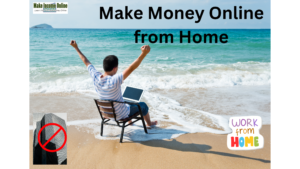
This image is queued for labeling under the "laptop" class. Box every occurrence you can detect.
[122,86,144,103]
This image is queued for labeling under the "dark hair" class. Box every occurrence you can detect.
[103,55,118,72]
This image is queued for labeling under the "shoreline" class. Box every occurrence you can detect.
[30,86,270,138]
[151,85,270,124]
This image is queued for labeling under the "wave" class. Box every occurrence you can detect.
[30,61,270,93]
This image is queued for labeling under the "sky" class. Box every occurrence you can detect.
[29,0,270,29]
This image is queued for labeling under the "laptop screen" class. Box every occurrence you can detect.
[123,86,143,101]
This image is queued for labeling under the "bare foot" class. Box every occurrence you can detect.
[147,121,157,127]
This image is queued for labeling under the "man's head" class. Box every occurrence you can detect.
[103,55,118,75]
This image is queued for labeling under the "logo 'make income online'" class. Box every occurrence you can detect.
[33,2,68,14]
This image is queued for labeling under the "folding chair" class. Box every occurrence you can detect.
[94,99,148,143]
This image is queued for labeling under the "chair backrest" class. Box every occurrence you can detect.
[94,99,117,121]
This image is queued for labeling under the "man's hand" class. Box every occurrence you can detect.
[71,40,91,67]
[141,45,150,55]
[70,40,78,49]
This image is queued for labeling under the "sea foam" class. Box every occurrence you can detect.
[30,62,270,93]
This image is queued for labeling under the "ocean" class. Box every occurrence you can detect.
[30,29,270,140]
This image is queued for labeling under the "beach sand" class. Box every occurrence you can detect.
[29,92,270,168]
[29,125,270,169]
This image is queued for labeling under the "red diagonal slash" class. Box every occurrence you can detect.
[38,123,67,153]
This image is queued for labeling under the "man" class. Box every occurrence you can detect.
[70,40,157,127]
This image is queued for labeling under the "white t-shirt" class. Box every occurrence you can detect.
[87,64,130,120]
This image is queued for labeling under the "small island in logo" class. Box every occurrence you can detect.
[227,116,264,150]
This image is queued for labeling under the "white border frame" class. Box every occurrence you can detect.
[122,86,145,102]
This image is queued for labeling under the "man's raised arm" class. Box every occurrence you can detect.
[123,45,150,80]
[70,40,91,67]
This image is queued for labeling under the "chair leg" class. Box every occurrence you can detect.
[141,118,148,134]
[120,122,126,143]
[101,120,104,136]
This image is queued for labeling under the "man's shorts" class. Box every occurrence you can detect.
[128,102,149,117]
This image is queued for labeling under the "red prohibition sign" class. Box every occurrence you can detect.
[37,123,67,153]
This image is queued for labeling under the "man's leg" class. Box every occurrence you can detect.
[137,102,157,126]
[142,112,157,126]
[128,102,157,126]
